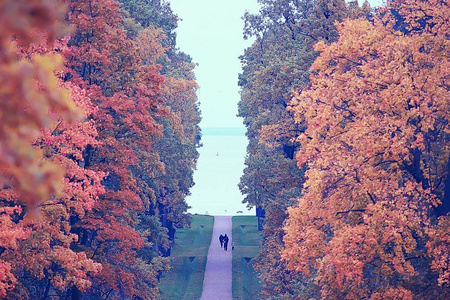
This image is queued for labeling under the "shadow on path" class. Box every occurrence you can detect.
[200,216,233,300]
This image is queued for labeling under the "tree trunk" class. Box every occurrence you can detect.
[256,206,266,231]
[71,286,81,300]
[438,156,450,217]
[42,279,51,300]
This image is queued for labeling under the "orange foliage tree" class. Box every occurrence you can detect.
[284,0,450,298]
[2,54,105,298]
[62,0,169,298]
[0,0,79,211]
[1,0,200,299]
[0,0,92,297]
[61,0,200,298]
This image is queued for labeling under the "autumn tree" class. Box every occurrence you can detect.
[61,0,200,297]
[117,0,179,47]
[59,0,172,298]
[238,0,370,296]
[119,0,201,254]
[0,0,102,297]
[284,0,450,298]
[1,0,200,298]
[153,73,201,249]
[0,0,80,212]
[3,50,105,297]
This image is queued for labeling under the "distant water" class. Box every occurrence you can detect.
[187,128,255,216]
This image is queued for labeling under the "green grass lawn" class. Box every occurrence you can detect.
[232,216,263,300]
[159,215,214,300]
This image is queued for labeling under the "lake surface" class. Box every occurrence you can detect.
[187,130,255,216]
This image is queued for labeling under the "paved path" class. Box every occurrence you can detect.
[200,216,233,300]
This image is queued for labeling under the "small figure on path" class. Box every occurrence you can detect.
[219,234,224,248]
[223,234,229,251]
[231,242,234,251]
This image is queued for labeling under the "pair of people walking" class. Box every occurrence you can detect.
[219,234,229,251]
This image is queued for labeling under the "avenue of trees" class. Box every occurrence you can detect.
[0,0,201,299]
[1,0,449,299]
[238,0,449,299]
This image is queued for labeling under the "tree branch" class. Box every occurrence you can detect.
[336,209,365,215]
[367,192,376,204]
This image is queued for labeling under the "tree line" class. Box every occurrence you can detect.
[238,0,449,298]
[1,0,449,299]
[0,0,201,299]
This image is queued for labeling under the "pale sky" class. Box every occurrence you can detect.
[169,0,384,129]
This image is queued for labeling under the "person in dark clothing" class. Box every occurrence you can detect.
[219,234,224,248]
[223,234,229,251]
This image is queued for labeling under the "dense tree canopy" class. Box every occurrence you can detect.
[0,0,80,213]
[238,0,370,297]
[239,0,449,298]
[0,0,201,299]
[2,0,449,299]
[283,0,449,298]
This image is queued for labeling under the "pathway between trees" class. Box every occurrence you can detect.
[200,216,233,300]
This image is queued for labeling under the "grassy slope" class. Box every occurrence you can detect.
[159,215,214,300]
[232,216,263,300]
